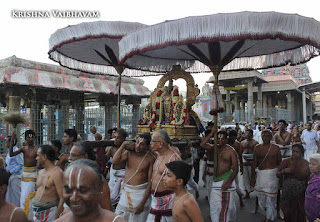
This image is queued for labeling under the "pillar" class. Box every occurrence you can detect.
[47,105,56,141]
[302,89,307,123]
[263,94,268,117]
[104,102,114,139]
[240,98,245,122]
[57,100,70,140]
[132,103,141,138]
[75,102,85,140]
[257,84,263,117]
[287,91,294,122]
[247,80,253,123]
[234,95,239,122]
[31,100,43,145]
[225,89,231,122]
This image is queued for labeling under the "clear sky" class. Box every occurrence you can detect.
[1,0,319,92]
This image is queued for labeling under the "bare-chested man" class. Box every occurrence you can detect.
[146,129,181,222]
[54,159,126,222]
[0,168,28,222]
[241,129,259,198]
[9,129,38,219]
[273,119,291,158]
[50,140,69,170]
[112,133,155,221]
[228,129,245,207]
[105,129,127,207]
[33,145,64,221]
[251,129,282,222]
[200,129,238,222]
[62,129,77,152]
[163,161,203,222]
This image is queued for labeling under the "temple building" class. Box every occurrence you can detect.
[200,66,314,125]
[0,55,150,151]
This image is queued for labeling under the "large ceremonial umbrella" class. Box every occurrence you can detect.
[119,11,320,176]
[49,21,150,129]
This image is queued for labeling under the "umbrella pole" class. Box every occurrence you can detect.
[210,66,221,178]
[117,73,122,129]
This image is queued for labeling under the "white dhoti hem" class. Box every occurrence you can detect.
[186,170,199,193]
[21,166,37,220]
[108,165,125,206]
[243,165,253,193]
[304,148,317,161]
[255,168,279,221]
[33,206,57,222]
[115,182,150,222]
[206,175,213,201]
[210,180,236,222]
[6,174,21,207]
[146,190,174,222]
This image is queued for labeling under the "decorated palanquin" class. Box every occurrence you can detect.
[138,65,204,140]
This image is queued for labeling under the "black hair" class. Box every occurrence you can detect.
[74,141,96,161]
[228,130,238,137]
[207,121,214,127]
[51,139,62,151]
[217,130,228,138]
[25,129,35,139]
[64,129,78,142]
[0,169,9,186]
[138,133,151,146]
[165,161,191,186]
[278,119,287,126]
[246,129,254,135]
[112,127,117,131]
[108,129,113,135]
[116,128,127,139]
[292,143,305,155]
[40,145,59,162]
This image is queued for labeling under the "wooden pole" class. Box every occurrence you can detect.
[117,73,122,129]
[209,66,221,178]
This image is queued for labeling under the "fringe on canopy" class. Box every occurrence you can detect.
[49,21,147,52]
[49,21,165,77]
[119,11,320,73]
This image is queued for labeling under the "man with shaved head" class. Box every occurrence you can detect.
[54,159,125,222]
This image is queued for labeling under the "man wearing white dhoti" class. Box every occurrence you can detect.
[9,130,38,220]
[106,129,128,207]
[201,129,239,222]
[301,122,319,161]
[5,136,23,207]
[241,129,258,199]
[251,129,282,222]
[113,133,155,222]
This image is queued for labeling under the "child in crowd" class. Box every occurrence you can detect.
[163,161,203,222]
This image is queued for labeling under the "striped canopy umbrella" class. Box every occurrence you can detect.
[49,21,152,129]
[119,11,320,176]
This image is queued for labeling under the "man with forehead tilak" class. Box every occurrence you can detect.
[54,159,125,222]
[112,133,155,222]
[146,129,181,222]
[200,128,238,222]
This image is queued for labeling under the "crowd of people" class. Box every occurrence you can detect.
[1,120,320,222]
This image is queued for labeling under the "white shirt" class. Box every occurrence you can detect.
[87,133,95,141]
[301,129,319,150]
